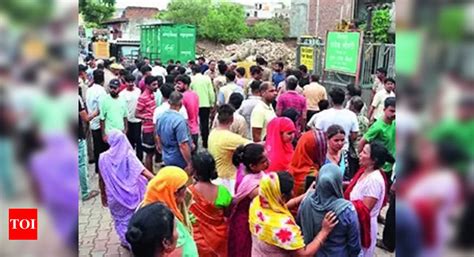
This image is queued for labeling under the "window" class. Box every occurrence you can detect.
[254,11,258,17]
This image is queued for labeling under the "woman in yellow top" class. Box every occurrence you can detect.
[249,171,338,257]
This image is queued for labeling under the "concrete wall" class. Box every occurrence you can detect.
[289,0,309,38]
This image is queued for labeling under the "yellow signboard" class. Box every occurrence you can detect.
[93,41,110,59]
[300,46,314,70]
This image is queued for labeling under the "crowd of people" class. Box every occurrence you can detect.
[78,54,397,257]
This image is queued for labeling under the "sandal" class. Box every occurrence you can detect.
[82,190,99,201]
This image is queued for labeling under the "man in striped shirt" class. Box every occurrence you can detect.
[136,75,159,173]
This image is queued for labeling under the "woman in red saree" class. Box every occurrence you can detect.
[189,151,232,257]
[288,129,327,196]
[265,117,296,172]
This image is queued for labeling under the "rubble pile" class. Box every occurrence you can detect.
[199,39,296,67]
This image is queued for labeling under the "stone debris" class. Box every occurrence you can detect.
[199,39,296,67]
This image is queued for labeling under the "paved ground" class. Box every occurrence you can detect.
[78,164,395,257]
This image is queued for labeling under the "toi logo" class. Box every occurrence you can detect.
[9,209,38,240]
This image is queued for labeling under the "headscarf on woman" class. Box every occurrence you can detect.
[298,164,352,241]
[265,117,296,172]
[99,129,147,209]
[288,130,328,196]
[143,166,189,223]
[249,172,305,250]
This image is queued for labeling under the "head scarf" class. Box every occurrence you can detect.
[142,166,189,223]
[289,129,327,175]
[99,129,147,209]
[310,164,352,215]
[249,172,305,250]
[265,117,296,172]
[234,170,264,203]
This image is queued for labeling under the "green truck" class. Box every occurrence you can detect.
[140,23,196,63]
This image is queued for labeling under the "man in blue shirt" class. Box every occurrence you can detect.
[272,61,285,87]
[155,91,193,173]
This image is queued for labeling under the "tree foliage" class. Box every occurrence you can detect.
[2,0,53,25]
[199,3,248,43]
[158,0,211,26]
[248,20,284,41]
[371,8,391,43]
[79,0,116,28]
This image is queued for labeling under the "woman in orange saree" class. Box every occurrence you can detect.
[288,129,327,196]
[189,151,232,257]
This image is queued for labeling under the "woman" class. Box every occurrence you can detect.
[265,117,296,172]
[324,125,350,180]
[126,202,179,257]
[344,141,393,257]
[98,129,154,248]
[288,129,328,196]
[228,143,268,257]
[249,171,338,256]
[189,152,232,257]
[298,164,361,257]
[142,166,199,257]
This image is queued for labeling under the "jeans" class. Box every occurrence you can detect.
[78,139,90,199]
[126,121,143,161]
[199,107,211,148]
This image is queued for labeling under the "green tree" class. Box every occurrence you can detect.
[200,3,248,43]
[158,0,211,26]
[249,20,284,41]
[371,8,391,43]
[1,0,53,25]
[79,0,116,28]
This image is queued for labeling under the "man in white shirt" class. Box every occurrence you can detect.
[368,77,396,122]
[217,70,244,105]
[119,73,143,160]
[151,59,168,82]
[315,86,359,150]
[85,69,108,174]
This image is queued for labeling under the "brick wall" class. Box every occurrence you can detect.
[308,0,354,39]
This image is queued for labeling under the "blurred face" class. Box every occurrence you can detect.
[174,186,187,205]
[384,106,396,121]
[385,81,395,92]
[282,131,295,144]
[328,133,345,152]
[254,71,263,80]
[175,81,187,92]
[126,81,134,90]
[147,80,159,92]
[109,87,119,97]
[359,144,374,167]
[376,71,385,80]
[250,152,269,172]
[262,85,277,102]
[209,62,216,71]
[144,59,150,65]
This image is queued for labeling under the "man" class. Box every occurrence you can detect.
[358,97,396,177]
[136,75,159,173]
[256,56,272,82]
[276,75,307,133]
[151,59,168,82]
[119,73,143,160]
[85,56,96,82]
[298,64,310,87]
[78,96,99,201]
[204,60,218,81]
[349,96,369,155]
[368,77,396,122]
[244,65,263,96]
[99,79,128,137]
[175,74,200,148]
[213,63,228,92]
[208,104,251,194]
[213,92,249,138]
[86,69,107,174]
[155,92,193,172]
[239,80,262,138]
[372,67,387,95]
[217,70,244,105]
[345,83,367,116]
[303,74,327,122]
[272,61,285,87]
[153,83,188,124]
[78,64,89,100]
[138,65,153,92]
[197,56,209,74]
[250,82,277,142]
[190,64,215,148]
[315,86,359,149]
[235,67,248,88]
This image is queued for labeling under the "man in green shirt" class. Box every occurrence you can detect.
[190,64,215,148]
[100,79,128,141]
[359,97,396,176]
